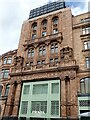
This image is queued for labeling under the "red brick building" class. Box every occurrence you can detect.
[0,1,90,120]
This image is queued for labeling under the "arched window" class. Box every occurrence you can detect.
[32,22,37,39]
[52,16,58,25]
[41,19,47,28]
[0,85,3,96]
[52,16,58,34]
[5,84,10,96]
[41,19,47,37]
[32,22,37,31]
[80,77,90,94]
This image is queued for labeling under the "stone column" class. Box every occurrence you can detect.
[2,84,6,96]
[4,81,15,116]
[60,70,76,118]
[12,80,22,117]
[1,100,6,118]
[70,78,78,117]
[58,13,62,32]
[46,43,50,65]
[60,77,66,117]
[65,77,71,117]
[33,44,38,70]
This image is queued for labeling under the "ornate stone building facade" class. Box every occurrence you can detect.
[0,1,90,120]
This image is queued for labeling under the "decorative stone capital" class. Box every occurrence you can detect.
[16,80,22,84]
[60,70,76,81]
[10,81,15,85]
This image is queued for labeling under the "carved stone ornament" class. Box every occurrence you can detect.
[60,71,76,81]
[14,56,24,67]
[60,47,73,61]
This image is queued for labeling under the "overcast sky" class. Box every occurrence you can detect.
[0,0,90,55]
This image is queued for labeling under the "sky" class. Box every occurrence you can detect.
[0,0,90,55]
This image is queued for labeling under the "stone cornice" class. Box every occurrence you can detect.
[10,65,79,77]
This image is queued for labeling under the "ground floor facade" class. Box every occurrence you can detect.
[0,66,90,119]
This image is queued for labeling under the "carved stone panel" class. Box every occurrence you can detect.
[14,56,24,67]
[60,47,73,61]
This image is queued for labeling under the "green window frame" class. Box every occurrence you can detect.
[21,101,28,114]
[51,83,59,94]
[23,85,30,94]
[33,84,48,94]
[31,101,47,114]
[51,101,59,115]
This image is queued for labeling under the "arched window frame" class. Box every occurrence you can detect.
[32,22,37,31]
[52,16,59,34]
[52,16,58,25]
[31,22,37,39]
[41,19,47,28]
[41,19,47,37]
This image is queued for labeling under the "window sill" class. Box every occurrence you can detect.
[2,78,8,80]
[80,33,90,37]
[78,93,90,97]
[24,66,31,70]
[0,95,8,100]
[36,65,43,68]
[49,63,58,67]
[82,49,90,52]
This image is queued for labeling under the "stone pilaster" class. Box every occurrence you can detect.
[2,84,6,96]
[37,19,41,38]
[60,70,77,118]
[47,17,52,35]
[60,78,66,117]
[12,80,22,116]
[70,78,78,117]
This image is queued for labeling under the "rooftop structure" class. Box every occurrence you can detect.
[29,0,65,19]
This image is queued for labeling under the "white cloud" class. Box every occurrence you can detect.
[0,0,89,55]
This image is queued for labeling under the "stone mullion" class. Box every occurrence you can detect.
[12,80,22,116]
